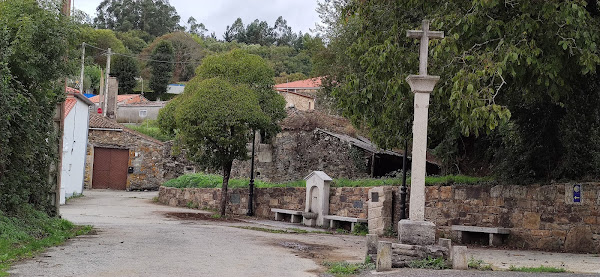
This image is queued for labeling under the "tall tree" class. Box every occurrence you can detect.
[223,18,246,43]
[111,55,140,93]
[318,0,600,181]
[245,19,275,46]
[158,50,286,216]
[148,40,174,100]
[187,16,207,37]
[273,16,295,46]
[94,0,182,37]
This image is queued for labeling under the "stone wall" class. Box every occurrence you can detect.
[86,129,163,190]
[229,130,370,183]
[159,182,600,253]
[158,186,369,219]
[414,183,600,253]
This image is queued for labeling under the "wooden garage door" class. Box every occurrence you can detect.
[92,147,129,190]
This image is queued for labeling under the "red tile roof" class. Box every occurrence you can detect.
[66,87,81,94]
[64,97,77,117]
[88,94,149,105]
[275,77,322,89]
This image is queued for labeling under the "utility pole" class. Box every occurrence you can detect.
[80,42,85,93]
[103,48,111,117]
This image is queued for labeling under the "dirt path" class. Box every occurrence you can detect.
[8,190,365,277]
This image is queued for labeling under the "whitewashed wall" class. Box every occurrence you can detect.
[60,100,90,204]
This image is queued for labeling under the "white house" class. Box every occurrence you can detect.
[60,87,94,204]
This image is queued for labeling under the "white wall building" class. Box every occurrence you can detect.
[60,90,94,204]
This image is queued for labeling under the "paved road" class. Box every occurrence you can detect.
[8,190,600,277]
[8,190,363,277]
[360,268,599,277]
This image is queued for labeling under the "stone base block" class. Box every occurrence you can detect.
[376,241,392,271]
[398,220,436,245]
[452,246,468,270]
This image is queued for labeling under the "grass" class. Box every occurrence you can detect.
[468,257,493,271]
[162,173,490,189]
[323,261,374,276]
[126,119,173,142]
[162,173,306,189]
[508,265,567,273]
[0,206,92,276]
[351,223,369,236]
[408,257,450,270]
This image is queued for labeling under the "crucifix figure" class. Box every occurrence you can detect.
[398,19,444,246]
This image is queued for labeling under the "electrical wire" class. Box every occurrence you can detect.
[83,42,194,64]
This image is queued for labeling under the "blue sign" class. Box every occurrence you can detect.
[573,184,581,203]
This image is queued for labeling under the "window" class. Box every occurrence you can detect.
[139,110,148,118]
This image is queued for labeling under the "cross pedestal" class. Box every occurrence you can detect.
[398,20,443,246]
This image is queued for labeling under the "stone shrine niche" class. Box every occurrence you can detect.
[303,171,332,227]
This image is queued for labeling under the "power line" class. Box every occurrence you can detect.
[83,42,195,64]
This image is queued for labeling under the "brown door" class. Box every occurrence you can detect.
[92,147,129,190]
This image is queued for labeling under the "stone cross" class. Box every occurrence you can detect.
[404,20,443,223]
[406,20,444,76]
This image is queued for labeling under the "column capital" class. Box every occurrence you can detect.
[406,75,440,93]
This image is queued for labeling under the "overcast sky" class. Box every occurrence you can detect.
[73,0,321,38]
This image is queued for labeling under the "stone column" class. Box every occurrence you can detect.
[398,75,440,246]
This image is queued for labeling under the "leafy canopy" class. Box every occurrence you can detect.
[148,40,175,100]
[94,0,182,37]
[0,0,77,215]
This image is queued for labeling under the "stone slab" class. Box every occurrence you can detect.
[451,225,510,234]
[398,220,436,245]
[323,215,367,223]
[452,246,468,270]
[271,208,303,215]
[376,241,392,271]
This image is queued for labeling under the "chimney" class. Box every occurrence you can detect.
[106,77,118,119]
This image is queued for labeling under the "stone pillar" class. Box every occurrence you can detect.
[398,75,440,246]
[366,234,378,261]
[368,187,393,235]
[452,246,468,270]
[376,241,392,271]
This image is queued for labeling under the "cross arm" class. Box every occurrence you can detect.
[428,31,444,39]
[407,30,423,38]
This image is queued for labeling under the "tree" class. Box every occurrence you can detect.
[158,50,286,216]
[141,32,205,83]
[224,18,246,43]
[187,16,207,37]
[273,16,295,46]
[116,31,148,54]
[0,0,76,215]
[111,55,140,93]
[245,19,275,46]
[94,0,182,37]
[148,40,174,100]
[317,0,600,180]
[84,64,102,93]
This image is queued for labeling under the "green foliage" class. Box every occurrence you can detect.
[0,205,92,275]
[126,120,174,142]
[468,257,493,271]
[351,223,369,236]
[0,0,77,215]
[323,261,374,276]
[508,265,567,273]
[148,40,174,100]
[162,173,305,189]
[116,31,148,54]
[318,0,600,181]
[83,64,102,93]
[78,27,126,66]
[332,175,490,187]
[111,54,140,93]
[185,201,198,209]
[94,0,182,37]
[408,257,450,270]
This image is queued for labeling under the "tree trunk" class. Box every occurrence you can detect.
[220,160,233,217]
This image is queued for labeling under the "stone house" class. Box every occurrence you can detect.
[84,114,164,190]
[274,77,321,111]
[60,87,94,204]
[87,93,166,123]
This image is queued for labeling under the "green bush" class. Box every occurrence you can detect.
[508,265,567,273]
[351,223,369,236]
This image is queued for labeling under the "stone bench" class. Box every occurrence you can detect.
[323,215,368,232]
[271,208,303,223]
[451,225,510,246]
